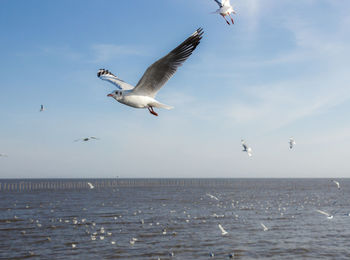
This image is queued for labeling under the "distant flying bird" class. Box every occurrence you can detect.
[97,28,204,117]
[316,209,333,219]
[261,223,268,231]
[0,153,8,157]
[331,180,340,190]
[289,138,296,149]
[212,0,236,25]
[74,137,99,142]
[206,193,219,201]
[218,224,228,235]
[241,139,252,157]
[40,104,44,112]
[87,182,95,189]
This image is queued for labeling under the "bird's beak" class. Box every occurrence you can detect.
[107,93,113,97]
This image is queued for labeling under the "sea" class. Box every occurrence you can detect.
[0,179,349,259]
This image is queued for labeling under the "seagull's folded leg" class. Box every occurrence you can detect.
[229,14,234,24]
[222,14,230,25]
[148,107,158,116]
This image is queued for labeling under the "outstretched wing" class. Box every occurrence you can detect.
[131,28,204,98]
[241,141,247,151]
[316,209,330,217]
[97,69,134,90]
[213,0,223,8]
[222,0,231,7]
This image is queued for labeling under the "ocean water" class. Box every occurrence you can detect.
[0,179,349,259]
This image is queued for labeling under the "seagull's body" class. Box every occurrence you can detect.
[40,104,44,112]
[0,153,8,157]
[316,209,333,219]
[213,0,236,25]
[98,28,203,116]
[87,182,95,189]
[241,140,252,157]
[289,138,296,149]
[74,137,99,142]
[218,224,228,235]
[331,180,340,190]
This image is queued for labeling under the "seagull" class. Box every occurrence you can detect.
[0,153,8,157]
[87,182,95,189]
[289,137,296,149]
[130,237,138,245]
[97,28,204,117]
[331,180,340,190]
[212,0,236,25]
[39,104,44,112]
[206,193,219,201]
[74,137,99,142]
[261,223,268,231]
[218,224,228,235]
[316,209,333,219]
[241,139,252,157]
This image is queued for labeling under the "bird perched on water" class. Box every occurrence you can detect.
[97,28,204,116]
[331,180,340,190]
[212,0,236,25]
[74,137,99,142]
[289,137,296,149]
[241,140,252,157]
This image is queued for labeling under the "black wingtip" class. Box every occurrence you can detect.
[97,68,105,77]
[97,68,116,78]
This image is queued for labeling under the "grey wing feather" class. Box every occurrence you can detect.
[131,28,204,98]
[214,0,223,8]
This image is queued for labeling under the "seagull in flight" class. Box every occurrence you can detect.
[39,104,44,112]
[260,223,268,231]
[87,182,95,189]
[241,139,252,157]
[218,224,228,235]
[212,0,236,25]
[0,153,8,157]
[206,193,219,201]
[74,137,99,142]
[316,209,333,219]
[331,180,340,190]
[97,28,204,116]
[289,137,296,149]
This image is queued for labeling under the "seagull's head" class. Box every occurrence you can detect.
[107,90,122,100]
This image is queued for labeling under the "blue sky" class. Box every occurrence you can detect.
[1,0,350,178]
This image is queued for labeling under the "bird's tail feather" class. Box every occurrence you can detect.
[151,101,174,110]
